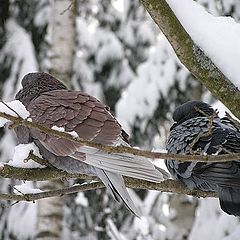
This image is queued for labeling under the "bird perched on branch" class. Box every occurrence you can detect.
[15,72,168,216]
[166,100,240,216]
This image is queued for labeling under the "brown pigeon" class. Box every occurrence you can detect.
[15,72,167,216]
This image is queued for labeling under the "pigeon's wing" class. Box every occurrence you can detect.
[27,90,165,182]
[193,126,240,187]
[166,117,240,189]
[193,162,240,188]
[15,125,33,144]
[166,117,211,179]
[28,90,124,145]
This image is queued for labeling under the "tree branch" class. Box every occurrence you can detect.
[0,181,104,201]
[0,172,217,202]
[0,164,96,181]
[140,0,240,119]
[1,111,240,162]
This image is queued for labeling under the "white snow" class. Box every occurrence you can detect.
[34,2,51,27]
[112,0,124,13]
[0,19,38,100]
[137,21,156,45]
[13,181,43,194]
[133,217,149,236]
[0,10,39,240]
[154,159,170,175]
[51,125,65,132]
[8,143,45,168]
[69,131,79,138]
[189,198,239,240]
[116,36,188,134]
[95,30,124,67]
[0,100,30,127]
[106,218,127,240]
[7,201,37,239]
[212,101,240,122]
[166,0,240,89]
[52,125,79,138]
[75,192,89,207]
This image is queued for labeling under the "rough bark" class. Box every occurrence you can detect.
[140,0,240,119]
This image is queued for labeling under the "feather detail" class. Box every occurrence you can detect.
[95,168,141,217]
[72,146,167,182]
[166,100,240,216]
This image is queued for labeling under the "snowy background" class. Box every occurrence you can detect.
[0,0,240,239]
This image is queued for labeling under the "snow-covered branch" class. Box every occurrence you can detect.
[140,0,240,119]
[1,110,240,162]
[0,164,217,201]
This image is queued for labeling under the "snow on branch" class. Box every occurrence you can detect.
[0,164,217,201]
[140,0,240,119]
[0,109,240,162]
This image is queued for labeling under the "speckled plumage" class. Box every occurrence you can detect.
[166,101,240,216]
[15,72,167,216]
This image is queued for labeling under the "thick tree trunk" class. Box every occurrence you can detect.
[35,0,75,239]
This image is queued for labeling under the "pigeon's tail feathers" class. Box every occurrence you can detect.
[77,146,168,183]
[154,165,170,180]
[95,168,141,217]
[219,186,240,216]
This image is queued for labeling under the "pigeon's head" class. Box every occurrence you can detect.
[15,72,67,106]
[173,100,216,125]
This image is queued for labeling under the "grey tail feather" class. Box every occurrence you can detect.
[95,168,141,217]
[154,165,170,179]
[219,186,240,216]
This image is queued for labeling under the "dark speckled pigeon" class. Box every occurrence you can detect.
[15,72,168,216]
[166,100,240,216]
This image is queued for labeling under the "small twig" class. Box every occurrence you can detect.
[10,201,20,207]
[0,181,104,201]
[10,185,30,201]
[26,150,56,169]
[11,185,22,195]
[0,100,20,118]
